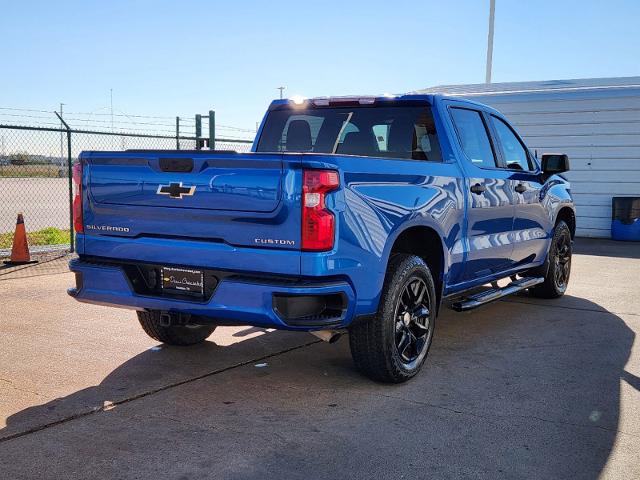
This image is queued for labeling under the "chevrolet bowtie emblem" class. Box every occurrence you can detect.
[156,182,196,199]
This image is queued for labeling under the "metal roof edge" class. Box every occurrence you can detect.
[414,76,640,96]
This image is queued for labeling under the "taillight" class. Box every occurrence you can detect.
[302,169,339,251]
[72,162,83,233]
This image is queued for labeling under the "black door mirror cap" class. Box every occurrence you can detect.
[541,153,570,174]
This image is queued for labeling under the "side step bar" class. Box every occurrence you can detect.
[450,276,544,312]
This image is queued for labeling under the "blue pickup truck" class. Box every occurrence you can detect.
[69,94,574,383]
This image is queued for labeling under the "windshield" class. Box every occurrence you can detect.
[256,105,442,161]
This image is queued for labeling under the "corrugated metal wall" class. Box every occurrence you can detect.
[418,78,640,238]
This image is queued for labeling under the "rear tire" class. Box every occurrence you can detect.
[530,220,572,299]
[349,254,436,383]
[137,310,216,346]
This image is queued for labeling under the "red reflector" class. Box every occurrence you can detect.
[304,170,339,192]
[72,162,83,233]
[302,170,339,251]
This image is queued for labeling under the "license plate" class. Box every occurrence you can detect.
[161,267,204,296]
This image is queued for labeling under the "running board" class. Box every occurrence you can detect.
[450,276,544,312]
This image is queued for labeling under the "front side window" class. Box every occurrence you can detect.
[256,105,442,161]
[449,108,497,168]
[490,116,533,171]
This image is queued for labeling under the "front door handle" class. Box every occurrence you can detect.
[515,183,527,194]
[470,183,486,195]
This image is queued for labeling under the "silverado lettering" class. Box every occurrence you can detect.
[86,225,130,232]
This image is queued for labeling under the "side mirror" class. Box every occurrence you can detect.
[541,153,569,175]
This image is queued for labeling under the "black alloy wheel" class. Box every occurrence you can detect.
[530,220,572,299]
[553,229,572,291]
[394,277,433,367]
[349,254,437,383]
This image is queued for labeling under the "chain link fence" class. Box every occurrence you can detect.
[0,124,253,265]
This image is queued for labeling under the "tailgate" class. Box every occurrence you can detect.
[88,152,282,212]
[81,151,302,251]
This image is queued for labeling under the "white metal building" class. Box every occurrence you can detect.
[416,77,640,238]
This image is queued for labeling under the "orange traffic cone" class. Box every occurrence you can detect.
[3,213,38,266]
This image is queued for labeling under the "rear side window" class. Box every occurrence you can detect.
[490,116,533,171]
[449,108,497,168]
[256,105,442,161]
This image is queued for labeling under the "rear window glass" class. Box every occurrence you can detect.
[256,105,442,161]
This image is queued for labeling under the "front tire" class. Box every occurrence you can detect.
[349,254,436,383]
[137,310,216,346]
[530,220,572,299]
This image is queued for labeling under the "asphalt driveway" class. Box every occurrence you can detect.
[0,239,638,479]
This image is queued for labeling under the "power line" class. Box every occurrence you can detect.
[0,105,256,137]
[64,117,177,127]
[67,111,187,120]
[0,106,188,121]
[0,112,58,120]
[0,113,180,130]
[0,117,255,138]
[0,107,54,114]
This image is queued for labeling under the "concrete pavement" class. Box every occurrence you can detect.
[0,241,638,479]
[0,178,69,233]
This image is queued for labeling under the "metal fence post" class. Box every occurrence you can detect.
[195,114,202,150]
[209,110,215,150]
[55,111,74,253]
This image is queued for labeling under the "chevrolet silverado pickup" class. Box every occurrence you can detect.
[68,94,575,383]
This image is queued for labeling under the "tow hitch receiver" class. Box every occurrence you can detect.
[158,311,191,327]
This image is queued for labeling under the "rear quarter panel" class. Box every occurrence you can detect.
[296,143,466,316]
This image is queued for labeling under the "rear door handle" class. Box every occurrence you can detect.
[470,183,486,195]
[515,183,527,194]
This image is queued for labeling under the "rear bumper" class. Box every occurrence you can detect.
[68,259,356,330]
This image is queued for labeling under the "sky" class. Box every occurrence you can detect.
[1,0,639,138]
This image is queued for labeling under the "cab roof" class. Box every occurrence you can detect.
[267,94,496,114]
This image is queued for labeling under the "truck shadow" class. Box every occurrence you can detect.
[0,295,637,479]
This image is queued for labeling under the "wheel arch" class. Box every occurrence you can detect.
[387,225,446,309]
[556,206,576,239]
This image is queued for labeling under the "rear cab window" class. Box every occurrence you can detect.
[256,104,442,161]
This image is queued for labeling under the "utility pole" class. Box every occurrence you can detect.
[277,86,285,99]
[485,0,496,83]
